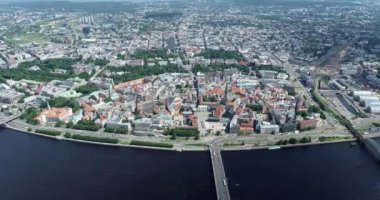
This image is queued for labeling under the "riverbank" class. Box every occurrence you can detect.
[2,124,366,152]
[221,138,358,151]
[4,125,182,152]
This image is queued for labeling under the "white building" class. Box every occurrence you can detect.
[363,99,380,108]
[368,105,380,114]
[359,96,379,105]
[351,91,372,100]
[331,80,346,90]
[365,101,380,109]
[259,124,280,134]
[133,118,152,136]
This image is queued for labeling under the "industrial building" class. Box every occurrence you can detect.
[330,80,347,90]
[330,80,346,90]
[358,96,379,106]
[363,99,380,108]
[368,106,380,114]
[365,101,380,109]
[351,90,373,100]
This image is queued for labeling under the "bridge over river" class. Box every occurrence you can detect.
[210,141,230,200]
[0,113,22,126]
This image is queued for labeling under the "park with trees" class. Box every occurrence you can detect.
[75,84,98,95]
[163,128,200,140]
[73,120,101,131]
[35,129,62,136]
[0,58,79,82]
[107,64,187,84]
[192,64,250,75]
[21,107,40,124]
[198,49,244,60]
[40,97,81,112]
[129,140,173,148]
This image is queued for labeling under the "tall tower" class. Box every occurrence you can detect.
[108,84,112,98]
[47,101,51,111]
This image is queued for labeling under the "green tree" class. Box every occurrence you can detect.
[170,132,177,140]
[298,111,308,118]
[66,121,74,128]
[0,75,6,83]
[64,132,72,138]
[194,134,200,140]
[198,49,244,60]
[40,97,81,112]
[90,95,97,101]
[320,112,326,119]
[78,72,91,80]
[56,120,66,128]
[289,138,298,144]
[21,107,40,124]
[94,58,109,66]
[246,104,263,113]
[299,137,311,143]
[117,53,124,60]
[104,97,112,103]
[75,84,98,95]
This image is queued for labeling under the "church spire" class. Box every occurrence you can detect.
[47,101,51,111]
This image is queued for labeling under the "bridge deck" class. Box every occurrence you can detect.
[0,113,22,125]
[210,143,230,200]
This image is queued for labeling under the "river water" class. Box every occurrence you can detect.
[1,128,380,200]
[224,141,380,200]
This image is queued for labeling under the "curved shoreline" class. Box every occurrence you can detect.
[221,138,358,151]
[4,125,183,152]
[3,125,361,152]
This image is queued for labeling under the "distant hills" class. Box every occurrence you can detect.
[1,1,137,12]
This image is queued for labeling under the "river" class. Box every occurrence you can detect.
[1,128,380,200]
[223,140,380,200]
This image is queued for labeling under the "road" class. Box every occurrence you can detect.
[269,51,315,105]
[210,141,230,200]
[7,119,167,143]
[0,113,22,125]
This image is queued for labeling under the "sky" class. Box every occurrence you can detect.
[3,0,378,3]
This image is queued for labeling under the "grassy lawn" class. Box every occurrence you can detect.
[175,137,195,142]
[24,34,46,43]
[120,141,131,145]
[319,136,353,142]
[6,33,58,45]
[163,137,196,142]
[223,142,244,147]
[129,140,173,148]
[185,143,208,147]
